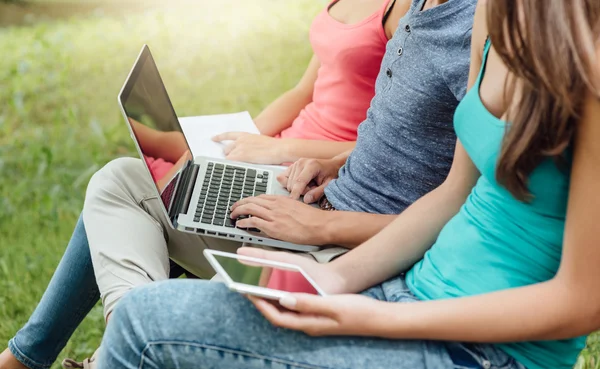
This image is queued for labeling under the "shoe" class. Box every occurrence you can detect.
[61,348,99,369]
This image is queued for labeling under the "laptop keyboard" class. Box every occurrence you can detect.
[194,162,269,228]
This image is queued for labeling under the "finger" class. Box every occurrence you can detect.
[286,164,299,193]
[225,152,245,162]
[304,184,326,204]
[251,296,337,334]
[250,296,296,321]
[281,294,336,316]
[235,216,275,235]
[212,132,245,142]
[230,203,273,221]
[230,195,275,212]
[277,166,292,186]
[290,167,319,200]
[223,142,237,156]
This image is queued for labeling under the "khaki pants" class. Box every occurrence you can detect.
[83,157,346,319]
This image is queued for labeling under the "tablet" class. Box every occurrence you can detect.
[203,249,327,300]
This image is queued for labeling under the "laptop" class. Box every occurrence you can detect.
[117,45,320,253]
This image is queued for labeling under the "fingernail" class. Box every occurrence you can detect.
[279,295,297,309]
[304,194,312,203]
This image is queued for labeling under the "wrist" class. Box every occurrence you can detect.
[319,209,338,245]
[276,139,297,163]
[368,301,412,338]
[328,155,347,174]
[332,149,351,165]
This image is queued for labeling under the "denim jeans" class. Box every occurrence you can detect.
[7,215,191,369]
[8,216,99,369]
[99,277,526,369]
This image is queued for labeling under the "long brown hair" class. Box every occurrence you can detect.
[487,0,600,201]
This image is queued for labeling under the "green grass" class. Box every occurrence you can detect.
[0,1,598,368]
[0,1,319,367]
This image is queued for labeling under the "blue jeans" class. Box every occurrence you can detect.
[8,216,99,369]
[7,215,192,369]
[99,277,526,369]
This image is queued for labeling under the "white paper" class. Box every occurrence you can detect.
[179,111,259,159]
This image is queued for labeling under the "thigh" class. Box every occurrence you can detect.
[100,280,455,369]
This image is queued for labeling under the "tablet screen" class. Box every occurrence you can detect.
[213,254,320,295]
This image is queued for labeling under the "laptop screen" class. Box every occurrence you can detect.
[119,45,193,212]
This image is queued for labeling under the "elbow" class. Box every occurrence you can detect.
[552,278,600,336]
[437,178,473,207]
[583,303,600,333]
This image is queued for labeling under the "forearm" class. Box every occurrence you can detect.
[279,139,356,162]
[332,182,468,293]
[322,212,397,248]
[132,120,187,163]
[372,279,598,342]
[148,132,187,163]
[254,89,311,136]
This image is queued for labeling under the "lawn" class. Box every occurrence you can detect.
[0,1,319,366]
[0,1,598,368]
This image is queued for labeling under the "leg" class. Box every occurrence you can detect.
[97,280,454,369]
[99,279,524,369]
[1,213,192,369]
[5,216,99,369]
[83,157,239,320]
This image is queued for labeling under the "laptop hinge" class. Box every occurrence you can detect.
[169,161,200,224]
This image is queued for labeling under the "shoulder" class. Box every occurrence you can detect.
[470,0,490,65]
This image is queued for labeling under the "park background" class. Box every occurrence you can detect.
[0,1,598,368]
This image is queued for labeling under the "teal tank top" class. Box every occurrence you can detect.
[405,39,586,369]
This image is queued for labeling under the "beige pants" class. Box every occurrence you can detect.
[83,157,347,319]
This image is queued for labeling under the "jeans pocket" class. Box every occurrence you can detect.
[382,274,418,303]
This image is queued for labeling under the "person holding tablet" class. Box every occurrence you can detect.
[95,1,600,368]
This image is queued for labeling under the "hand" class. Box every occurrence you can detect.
[230,195,331,245]
[277,158,343,203]
[249,293,383,337]
[212,132,285,165]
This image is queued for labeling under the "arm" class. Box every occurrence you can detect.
[369,82,600,343]
[232,148,397,248]
[212,133,355,165]
[129,118,187,163]
[254,55,320,136]
[322,212,397,248]
[275,139,356,163]
[231,141,472,248]
[330,140,479,281]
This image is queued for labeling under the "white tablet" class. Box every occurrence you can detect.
[203,249,327,300]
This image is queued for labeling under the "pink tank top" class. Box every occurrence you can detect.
[278,0,390,141]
